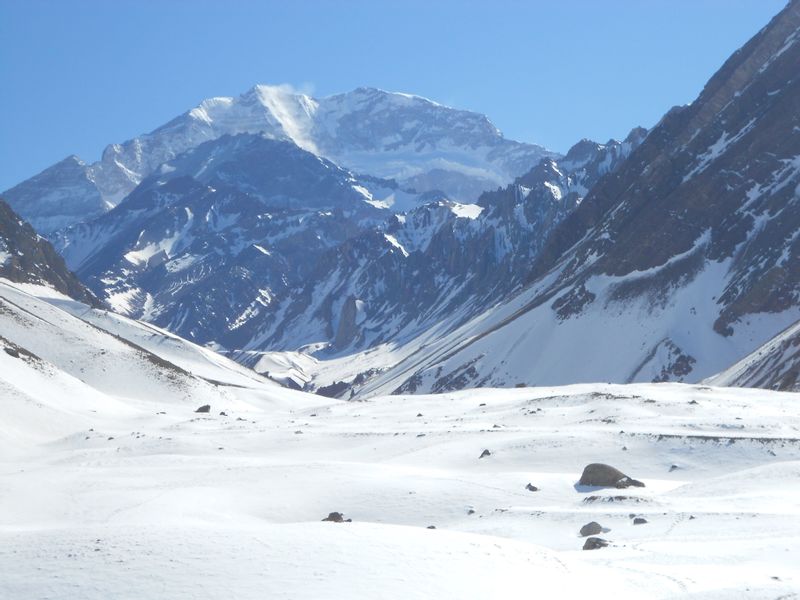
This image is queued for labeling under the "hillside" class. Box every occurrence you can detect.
[339,0,800,396]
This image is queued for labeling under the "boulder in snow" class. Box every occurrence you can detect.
[578,463,644,488]
[579,521,604,537]
[582,537,609,550]
[322,512,352,523]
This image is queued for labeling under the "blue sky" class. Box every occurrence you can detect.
[0,0,787,190]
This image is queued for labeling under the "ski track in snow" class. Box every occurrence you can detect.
[1,281,800,599]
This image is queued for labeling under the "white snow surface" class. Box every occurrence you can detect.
[449,202,484,219]
[1,280,799,598]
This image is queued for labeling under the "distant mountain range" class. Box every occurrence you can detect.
[1,0,799,397]
[46,128,640,363]
[3,85,556,233]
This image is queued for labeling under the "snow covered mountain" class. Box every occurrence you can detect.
[0,156,108,234]
[0,198,98,306]
[50,128,640,381]
[332,0,800,397]
[5,5,799,400]
[4,5,800,590]
[239,129,646,357]
[0,279,288,413]
[2,85,556,232]
[51,134,442,343]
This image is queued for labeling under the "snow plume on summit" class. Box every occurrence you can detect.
[188,84,321,155]
[2,85,556,232]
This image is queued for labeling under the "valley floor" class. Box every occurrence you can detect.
[1,381,799,599]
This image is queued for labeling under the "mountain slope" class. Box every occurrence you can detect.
[0,198,98,305]
[343,0,800,396]
[2,86,557,232]
[0,156,107,233]
[0,279,299,429]
[707,317,800,391]
[241,130,645,360]
[308,86,557,200]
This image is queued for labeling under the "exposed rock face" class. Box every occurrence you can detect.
[334,296,361,349]
[527,0,800,348]
[0,199,98,305]
[578,464,645,489]
[532,1,800,334]
[6,6,799,402]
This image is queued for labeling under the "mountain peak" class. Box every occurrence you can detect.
[248,83,317,109]
[3,83,557,231]
[624,126,648,145]
[345,86,443,106]
[563,138,603,163]
[58,154,87,168]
